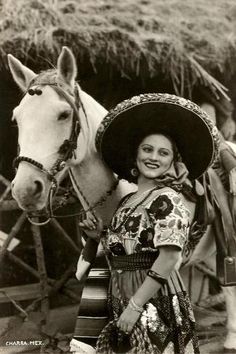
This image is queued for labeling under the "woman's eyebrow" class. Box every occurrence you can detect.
[141,144,171,152]
[140,143,153,147]
[159,147,171,152]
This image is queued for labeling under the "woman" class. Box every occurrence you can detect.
[79,93,219,354]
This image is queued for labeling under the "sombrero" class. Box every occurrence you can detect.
[95,93,220,180]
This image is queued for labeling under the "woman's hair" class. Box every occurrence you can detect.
[125,131,181,183]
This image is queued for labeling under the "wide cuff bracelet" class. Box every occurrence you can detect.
[147,269,168,285]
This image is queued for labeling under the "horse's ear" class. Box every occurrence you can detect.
[8,54,37,92]
[57,46,77,88]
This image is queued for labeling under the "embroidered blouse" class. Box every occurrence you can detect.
[106,187,191,256]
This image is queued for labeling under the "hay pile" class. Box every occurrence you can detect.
[1,0,236,97]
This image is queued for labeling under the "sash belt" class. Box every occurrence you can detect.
[110,251,159,271]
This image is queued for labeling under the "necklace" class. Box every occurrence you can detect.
[109,187,158,233]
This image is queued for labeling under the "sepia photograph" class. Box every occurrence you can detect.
[0,0,236,353]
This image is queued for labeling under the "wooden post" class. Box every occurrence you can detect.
[31,222,50,327]
[50,218,80,254]
[195,262,219,283]
[0,212,27,264]
[6,251,40,279]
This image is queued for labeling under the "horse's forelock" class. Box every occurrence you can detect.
[30,69,57,87]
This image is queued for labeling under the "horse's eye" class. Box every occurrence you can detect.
[58,110,71,121]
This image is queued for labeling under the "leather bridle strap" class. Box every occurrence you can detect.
[13,81,82,179]
[13,156,58,189]
[12,77,83,225]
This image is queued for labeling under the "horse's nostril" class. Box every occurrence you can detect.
[33,180,44,196]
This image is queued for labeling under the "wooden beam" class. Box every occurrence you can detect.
[50,219,80,254]
[0,284,40,303]
[194,262,219,283]
[31,223,49,325]
[0,213,27,263]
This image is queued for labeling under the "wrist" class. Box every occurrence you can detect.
[128,297,143,313]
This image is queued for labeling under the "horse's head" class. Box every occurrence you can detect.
[8,47,83,211]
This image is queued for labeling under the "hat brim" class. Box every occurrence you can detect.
[96,94,219,180]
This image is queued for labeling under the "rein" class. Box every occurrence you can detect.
[13,76,118,225]
[24,173,119,226]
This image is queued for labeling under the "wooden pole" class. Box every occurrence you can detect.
[31,222,50,327]
[24,263,77,314]
[0,212,27,263]
[6,251,40,278]
[50,218,80,254]
[195,262,219,283]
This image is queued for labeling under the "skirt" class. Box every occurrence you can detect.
[96,253,200,354]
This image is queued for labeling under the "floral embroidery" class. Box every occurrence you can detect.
[177,219,182,230]
[148,195,174,220]
[107,190,190,254]
[124,215,141,234]
[109,241,126,256]
[173,207,183,217]
[139,228,155,248]
[134,243,143,252]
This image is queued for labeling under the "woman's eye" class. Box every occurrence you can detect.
[58,111,71,121]
[160,151,169,156]
[143,147,152,153]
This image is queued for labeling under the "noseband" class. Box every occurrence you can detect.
[13,75,84,225]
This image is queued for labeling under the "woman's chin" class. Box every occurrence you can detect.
[142,171,162,179]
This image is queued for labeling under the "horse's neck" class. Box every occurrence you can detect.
[69,88,136,224]
[70,156,132,223]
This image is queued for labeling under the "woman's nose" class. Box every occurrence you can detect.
[150,152,158,160]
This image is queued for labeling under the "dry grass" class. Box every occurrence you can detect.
[0,0,236,97]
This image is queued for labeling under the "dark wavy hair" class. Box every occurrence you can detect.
[125,131,180,183]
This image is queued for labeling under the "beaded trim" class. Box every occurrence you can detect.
[95,93,220,174]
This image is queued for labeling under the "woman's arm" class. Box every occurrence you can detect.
[75,238,99,281]
[75,215,103,281]
[133,245,181,307]
[117,245,181,333]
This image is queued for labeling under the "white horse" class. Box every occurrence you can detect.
[7,47,236,352]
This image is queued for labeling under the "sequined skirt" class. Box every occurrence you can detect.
[106,268,199,354]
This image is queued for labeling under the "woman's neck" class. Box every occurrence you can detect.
[137,178,157,194]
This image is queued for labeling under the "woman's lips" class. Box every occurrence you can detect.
[144,162,160,169]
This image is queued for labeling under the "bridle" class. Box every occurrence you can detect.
[13,74,84,225]
[13,74,119,226]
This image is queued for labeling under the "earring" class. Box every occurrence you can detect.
[131,167,139,177]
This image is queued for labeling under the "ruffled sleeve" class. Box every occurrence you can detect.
[146,191,190,250]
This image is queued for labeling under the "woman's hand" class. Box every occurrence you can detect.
[117,306,141,334]
[79,212,103,241]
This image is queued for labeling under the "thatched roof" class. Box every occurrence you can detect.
[0,0,236,98]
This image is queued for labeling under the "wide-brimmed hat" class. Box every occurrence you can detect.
[95,93,220,180]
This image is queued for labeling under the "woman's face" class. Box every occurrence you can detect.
[136,134,174,180]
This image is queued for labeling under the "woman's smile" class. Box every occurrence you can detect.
[144,162,160,169]
[136,134,174,181]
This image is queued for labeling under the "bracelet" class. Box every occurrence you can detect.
[147,270,168,285]
[128,297,143,313]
